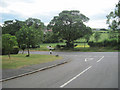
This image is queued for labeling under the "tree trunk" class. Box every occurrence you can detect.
[66,41,70,48]
[28,48,30,56]
[84,42,85,48]
[8,52,10,59]
[26,44,30,57]
[22,50,24,54]
[66,41,74,48]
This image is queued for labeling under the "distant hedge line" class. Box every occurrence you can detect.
[88,39,120,49]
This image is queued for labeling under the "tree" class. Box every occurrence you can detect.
[2,34,18,58]
[0,25,2,55]
[106,1,119,46]
[25,18,45,30]
[43,31,59,43]
[25,18,44,47]
[2,20,25,35]
[94,32,101,42]
[48,10,90,48]
[84,27,93,48]
[20,44,26,54]
[106,1,120,31]
[84,27,93,43]
[16,25,43,57]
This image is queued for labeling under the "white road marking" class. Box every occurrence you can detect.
[60,66,92,88]
[85,58,94,62]
[97,56,104,62]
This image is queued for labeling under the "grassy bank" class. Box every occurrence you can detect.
[2,54,62,69]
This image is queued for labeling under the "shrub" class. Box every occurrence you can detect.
[11,46,19,54]
[88,41,94,47]
[56,45,61,49]
[88,39,118,48]
[31,45,40,48]
[21,44,26,50]
[2,48,7,55]
[2,46,19,55]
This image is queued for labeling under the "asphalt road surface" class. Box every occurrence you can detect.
[2,52,118,88]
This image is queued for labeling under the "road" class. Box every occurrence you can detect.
[2,52,118,88]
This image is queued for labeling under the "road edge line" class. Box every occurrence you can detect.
[0,61,69,82]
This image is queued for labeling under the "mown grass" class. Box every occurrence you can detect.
[2,54,62,69]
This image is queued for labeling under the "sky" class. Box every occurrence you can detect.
[0,0,118,28]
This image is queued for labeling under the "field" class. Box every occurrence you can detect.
[26,30,119,52]
[76,31,109,42]
[29,30,110,51]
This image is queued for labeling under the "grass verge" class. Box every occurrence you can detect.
[2,54,62,69]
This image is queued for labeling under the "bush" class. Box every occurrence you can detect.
[88,41,94,47]
[88,39,118,48]
[55,45,66,49]
[2,46,19,55]
[31,45,40,48]
[2,48,7,55]
[56,45,61,49]
[11,46,19,54]
[20,44,26,50]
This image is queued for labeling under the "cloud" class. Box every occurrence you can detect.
[85,19,109,28]
[0,0,118,28]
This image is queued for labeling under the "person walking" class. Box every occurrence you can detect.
[48,46,52,54]
[49,49,52,54]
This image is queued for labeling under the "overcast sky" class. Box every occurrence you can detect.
[0,0,118,28]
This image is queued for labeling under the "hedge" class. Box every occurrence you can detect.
[2,46,19,55]
[88,39,119,47]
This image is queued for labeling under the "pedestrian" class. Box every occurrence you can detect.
[49,49,52,54]
[48,46,53,54]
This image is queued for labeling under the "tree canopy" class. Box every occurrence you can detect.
[2,20,25,35]
[48,10,91,48]
[106,1,120,31]
[25,18,45,30]
[16,24,43,56]
[2,34,18,58]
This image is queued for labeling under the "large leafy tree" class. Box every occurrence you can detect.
[48,10,90,48]
[106,1,120,31]
[16,25,43,57]
[25,18,44,47]
[2,34,18,58]
[2,20,25,35]
[43,31,59,43]
[25,18,45,30]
